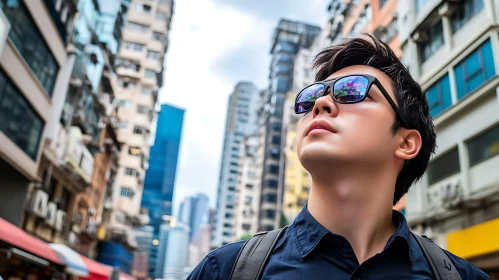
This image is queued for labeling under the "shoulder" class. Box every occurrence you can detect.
[444,250,490,280]
[187,240,246,280]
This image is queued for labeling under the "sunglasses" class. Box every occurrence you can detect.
[294,74,408,127]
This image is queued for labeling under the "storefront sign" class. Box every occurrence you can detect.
[448,218,499,259]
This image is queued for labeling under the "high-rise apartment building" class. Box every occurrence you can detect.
[107,0,174,263]
[400,0,499,277]
[233,135,261,240]
[140,103,184,278]
[258,20,320,232]
[211,82,260,248]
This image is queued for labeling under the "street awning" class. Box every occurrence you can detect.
[448,217,499,259]
[80,255,112,280]
[120,272,135,280]
[0,218,63,265]
[50,243,89,277]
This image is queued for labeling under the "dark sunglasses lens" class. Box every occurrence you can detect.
[295,84,325,114]
[333,75,369,103]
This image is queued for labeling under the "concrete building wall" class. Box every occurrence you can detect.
[400,0,499,275]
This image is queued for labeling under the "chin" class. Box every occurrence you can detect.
[299,143,341,166]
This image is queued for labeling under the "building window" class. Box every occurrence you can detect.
[120,187,133,197]
[454,39,495,100]
[132,3,151,13]
[124,168,138,176]
[118,79,137,89]
[264,210,275,219]
[118,121,128,128]
[137,105,150,115]
[141,87,153,95]
[225,213,232,219]
[269,148,280,159]
[271,135,281,145]
[467,124,499,166]
[223,223,231,228]
[452,0,484,32]
[152,31,164,41]
[379,0,388,8]
[262,225,274,231]
[133,126,147,135]
[427,148,461,185]
[426,74,452,118]
[114,99,132,109]
[1,0,59,95]
[246,184,254,189]
[268,165,279,174]
[144,69,156,78]
[226,204,234,209]
[127,21,149,32]
[266,179,278,188]
[125,42,144,51]
[223,231,231,237]
[147,50,161,60]
[264,194,277,203]
[155,11,168,21]
[242,224,251,231]
[229,169,238,174]
[128,146,142,156]
[0,70,44,160]
[420,20,444,62]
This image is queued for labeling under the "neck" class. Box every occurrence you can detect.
[307,167,397,264]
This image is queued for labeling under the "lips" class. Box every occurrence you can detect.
[306,119,336,135]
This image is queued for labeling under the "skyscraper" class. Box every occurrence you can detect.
[178,193,210,240]
[141,103,184,278]
[259,20,320,231]
[211,82,260,248]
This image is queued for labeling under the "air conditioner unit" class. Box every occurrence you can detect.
[55,210,66,232]
[29,189,49,218]
[88,207,96,216]
[45,202,57,227]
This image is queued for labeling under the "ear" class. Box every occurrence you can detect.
[395,129,422,160]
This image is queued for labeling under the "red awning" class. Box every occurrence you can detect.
[0,218,63,265]
[79,255,111,280]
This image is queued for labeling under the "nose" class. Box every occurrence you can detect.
[312,87,339,118]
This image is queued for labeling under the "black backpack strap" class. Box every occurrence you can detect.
[229,226,288,280]
[411,232,462,280]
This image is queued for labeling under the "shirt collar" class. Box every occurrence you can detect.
[292,203,415,264]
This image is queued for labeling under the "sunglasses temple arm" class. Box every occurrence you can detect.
[377,83,408,127]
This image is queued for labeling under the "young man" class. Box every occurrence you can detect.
[188,35,489,279]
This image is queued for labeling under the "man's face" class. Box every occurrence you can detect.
[297,65,402,172]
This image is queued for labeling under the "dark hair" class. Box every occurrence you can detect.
[313,34,437,205]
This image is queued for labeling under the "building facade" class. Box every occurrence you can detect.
[400,0,499,278]
[161,222,190,280]
[141,103,184,278]
[211,82,260,247]
[258,20,320,232]
[233,135,262,240]
[0,0,76,227]
[107,0,175,267]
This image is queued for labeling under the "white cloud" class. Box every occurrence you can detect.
[161,0,258,211]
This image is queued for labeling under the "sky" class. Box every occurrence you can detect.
[159,0,328,215]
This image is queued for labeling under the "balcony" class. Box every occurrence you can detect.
[59,127,94,188]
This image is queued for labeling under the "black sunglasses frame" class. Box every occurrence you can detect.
[295,74,408,128]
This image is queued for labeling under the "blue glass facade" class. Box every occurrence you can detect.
[97,241,134,274]
[141,104,185,278]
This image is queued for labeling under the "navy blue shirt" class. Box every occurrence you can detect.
[189,205,489,279]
